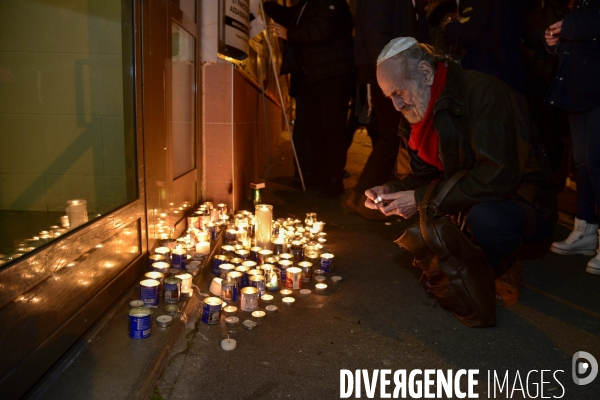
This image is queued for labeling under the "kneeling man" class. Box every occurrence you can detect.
[366,38,557,306]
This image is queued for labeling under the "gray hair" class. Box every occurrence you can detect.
[388,43,443,81]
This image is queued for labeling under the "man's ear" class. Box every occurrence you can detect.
[419,61,435,86]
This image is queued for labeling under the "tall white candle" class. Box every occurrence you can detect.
[66,199,88,228]
[255,204,273,249]
[196,241,210,255]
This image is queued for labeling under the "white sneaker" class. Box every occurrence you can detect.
[550,218,598,256]
[587,245,600,275]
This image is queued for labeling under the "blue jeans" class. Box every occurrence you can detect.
[569,105,600,223]
[467,200,554,277]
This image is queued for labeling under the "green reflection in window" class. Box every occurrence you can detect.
[0,0,136,265]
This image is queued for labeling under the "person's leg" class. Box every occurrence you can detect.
[301,80,329,188]
[570,110,597,222]
[581,105,600,274]
[551,109,599,256]
[345,84,405,219]
[312,73,355,198]
[354,84,404,194]
[291,95,313,180]
[467,200,553,306]
[467,200,553,277]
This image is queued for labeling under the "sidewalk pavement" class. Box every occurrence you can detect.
[32,130,600,399]
[154,130,600,399]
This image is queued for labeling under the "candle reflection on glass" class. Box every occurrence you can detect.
[66,199,88,228]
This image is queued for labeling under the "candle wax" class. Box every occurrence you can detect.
[221,338,237,351]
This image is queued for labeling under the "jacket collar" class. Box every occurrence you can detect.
[434,60,466,117]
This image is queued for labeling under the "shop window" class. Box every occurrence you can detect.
[0,0,136,266]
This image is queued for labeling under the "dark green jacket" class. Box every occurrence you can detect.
[387,61,557,224]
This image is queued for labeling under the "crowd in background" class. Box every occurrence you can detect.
[263,0,600,274]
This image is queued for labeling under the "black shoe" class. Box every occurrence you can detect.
[318,181,345,199]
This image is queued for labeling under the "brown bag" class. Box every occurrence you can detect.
[393,171,496,328]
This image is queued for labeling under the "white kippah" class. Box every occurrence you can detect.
[376,37,418,66]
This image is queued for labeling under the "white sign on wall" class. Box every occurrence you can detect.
[220,0,250,60]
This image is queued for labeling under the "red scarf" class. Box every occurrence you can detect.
[408,62,448,171]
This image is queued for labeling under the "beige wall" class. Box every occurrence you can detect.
[203,63,282,211]
[0,0,126,213]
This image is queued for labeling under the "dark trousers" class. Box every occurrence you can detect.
[467,200,553,277]
[354,84,406,194]
[569,105,600,223]
[302,73,355,183]
[291,95,313,178]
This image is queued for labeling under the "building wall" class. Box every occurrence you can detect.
[0,0,127,213]
[204,63,282,211]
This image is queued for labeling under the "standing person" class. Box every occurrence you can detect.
[262,1,313,183]
[443,0,529,95]
[265,0,356,198]
[545,0,600,275]
[346,0,428,219]
[521,0,571,186]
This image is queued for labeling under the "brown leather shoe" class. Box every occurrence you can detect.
[495,260,524,307]
[345,192,389,221]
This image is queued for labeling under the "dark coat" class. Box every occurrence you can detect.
[444,0,528,95]
[264,0,355,84]
[354,0,429,85]
[387,61,557,224]
[545,0,600,112]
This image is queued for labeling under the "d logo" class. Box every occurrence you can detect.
[572,351,598,386]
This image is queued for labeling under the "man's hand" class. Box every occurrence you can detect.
[364,186,393,210]
[364,187,417,219]
[268,22,288,40]
[545,20,562,47]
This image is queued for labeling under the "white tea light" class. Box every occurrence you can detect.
[225,316,239,328]
[280,289,293,296]
[314,275,326,283]
[252,310,266,320]
[265,305,278,313]
[315,283,327,292]
[129,300,144,309]
[331,276,342,283]
[300,289,311,296]
[164,304,178,315]
[156,315,173,328]
[261,294,274,303]
[221,337,237,351]
[223,305,237,316]
[282,297,295,306]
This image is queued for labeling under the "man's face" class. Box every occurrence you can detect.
[377,61,431,124]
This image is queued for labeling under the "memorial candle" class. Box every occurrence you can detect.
[255,204,273,249]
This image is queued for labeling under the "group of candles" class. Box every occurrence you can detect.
[131,203,340,343]
[1,199,88,266]
[203,208,341,352]
[129,201,230,339]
